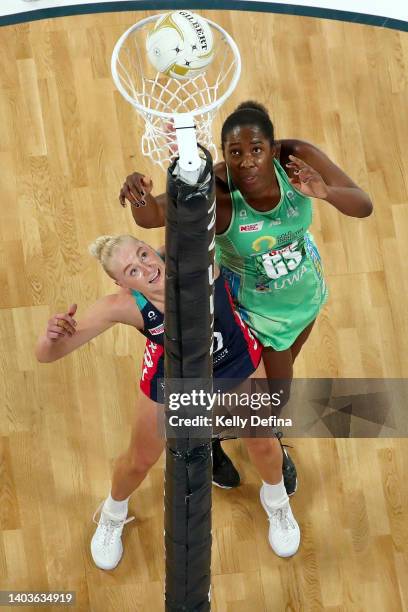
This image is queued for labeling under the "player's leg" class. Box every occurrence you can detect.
[91,395,165,570]
[243,430,300,557]
[260,319,316,492]
[244,352,300,557]
[242,429,300,557]
[260,319,315,377]
[254,348,296,496]
[244,436,283,484]
[110,396,165,501]
[244,360,286,497]
[243,357,283,483]
[291,319,315,361]
[211,437,241,489]
[212,358,267,490]
[261,344,293,379]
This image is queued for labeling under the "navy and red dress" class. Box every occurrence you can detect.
[134,275,262,402]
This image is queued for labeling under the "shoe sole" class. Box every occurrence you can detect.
[287,478,298,497]
[212,480,235,489]
[90,543,123,571]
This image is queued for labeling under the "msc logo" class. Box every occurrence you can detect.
[239,221,264,233]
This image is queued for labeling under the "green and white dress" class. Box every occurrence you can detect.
[216,159,328,351]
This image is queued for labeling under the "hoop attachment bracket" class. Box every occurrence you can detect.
[173,113,202,177]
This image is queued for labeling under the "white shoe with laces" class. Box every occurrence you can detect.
[91,502,135,570]
[260,485,300,557]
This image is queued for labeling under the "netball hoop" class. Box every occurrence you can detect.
[111,14,241,174]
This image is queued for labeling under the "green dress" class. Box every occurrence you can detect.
[216,159,328,350]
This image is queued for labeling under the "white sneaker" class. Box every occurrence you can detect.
[91,502,135,570]
[260,486,300,557]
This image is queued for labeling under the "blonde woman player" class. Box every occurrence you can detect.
[36,234,300,570]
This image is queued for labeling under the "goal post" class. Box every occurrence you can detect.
[164,148,215,610]
[111,14,241,609]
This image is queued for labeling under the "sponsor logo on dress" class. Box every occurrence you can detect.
[148,323,164,336]
[239,221,264,233]
[254,240,307,291]
[273,264,308,289]
[141,340,160,381]
[287,204,299,218]
[252,235,276,252]
[239,209,248,218]
[274,228,305,248]
[252,230,306,253]
[147,310,157,319]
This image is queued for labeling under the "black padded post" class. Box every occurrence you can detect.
[164,148,215,611]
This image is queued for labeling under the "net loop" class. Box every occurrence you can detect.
[111,14,241,169]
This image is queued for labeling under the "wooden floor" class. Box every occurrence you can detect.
[0,8,407,611]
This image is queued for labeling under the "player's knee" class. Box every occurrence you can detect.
[264,378,292,412]
[128,453,155,476]
[127,444,161,475]
[245,437,278,458]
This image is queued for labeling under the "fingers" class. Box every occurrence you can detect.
[47,321,71,340]
[295,168,315,183]
[286,155,309,175]
[58,313,77,332]
[119,173,151,208]
[287,154,307,167]
[289,173,314,190]
[47,326,66,341]
[141,176,152,190]
[119,190,127,208]
[47,314,76,338]
[289,169,328,198]
[287,155,316,184]
[120,183,144,208]
[68,303,77,317]
[164,121,176,134]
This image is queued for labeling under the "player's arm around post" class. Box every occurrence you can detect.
[119,173,167,228]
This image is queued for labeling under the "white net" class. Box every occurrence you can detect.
[111,14,241,169]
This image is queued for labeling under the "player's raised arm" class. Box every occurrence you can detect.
[285,141,373,218]
[119,172,166,228]
[35,296,120,363]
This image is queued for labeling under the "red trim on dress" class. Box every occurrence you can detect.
[223,280,263,368]
[139,340,164,399]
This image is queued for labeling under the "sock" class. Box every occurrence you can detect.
[102,493,129,520]
[262,477,288,509]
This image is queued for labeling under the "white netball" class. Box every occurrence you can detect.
[146,11,215,80]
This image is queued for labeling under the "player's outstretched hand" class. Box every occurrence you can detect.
[286,155,329,199]
[119,173,153,208]
[46,304,77,342]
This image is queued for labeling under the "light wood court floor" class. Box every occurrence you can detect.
[0,8,407,611]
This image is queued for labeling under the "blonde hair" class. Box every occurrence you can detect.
[88,234,140,278]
